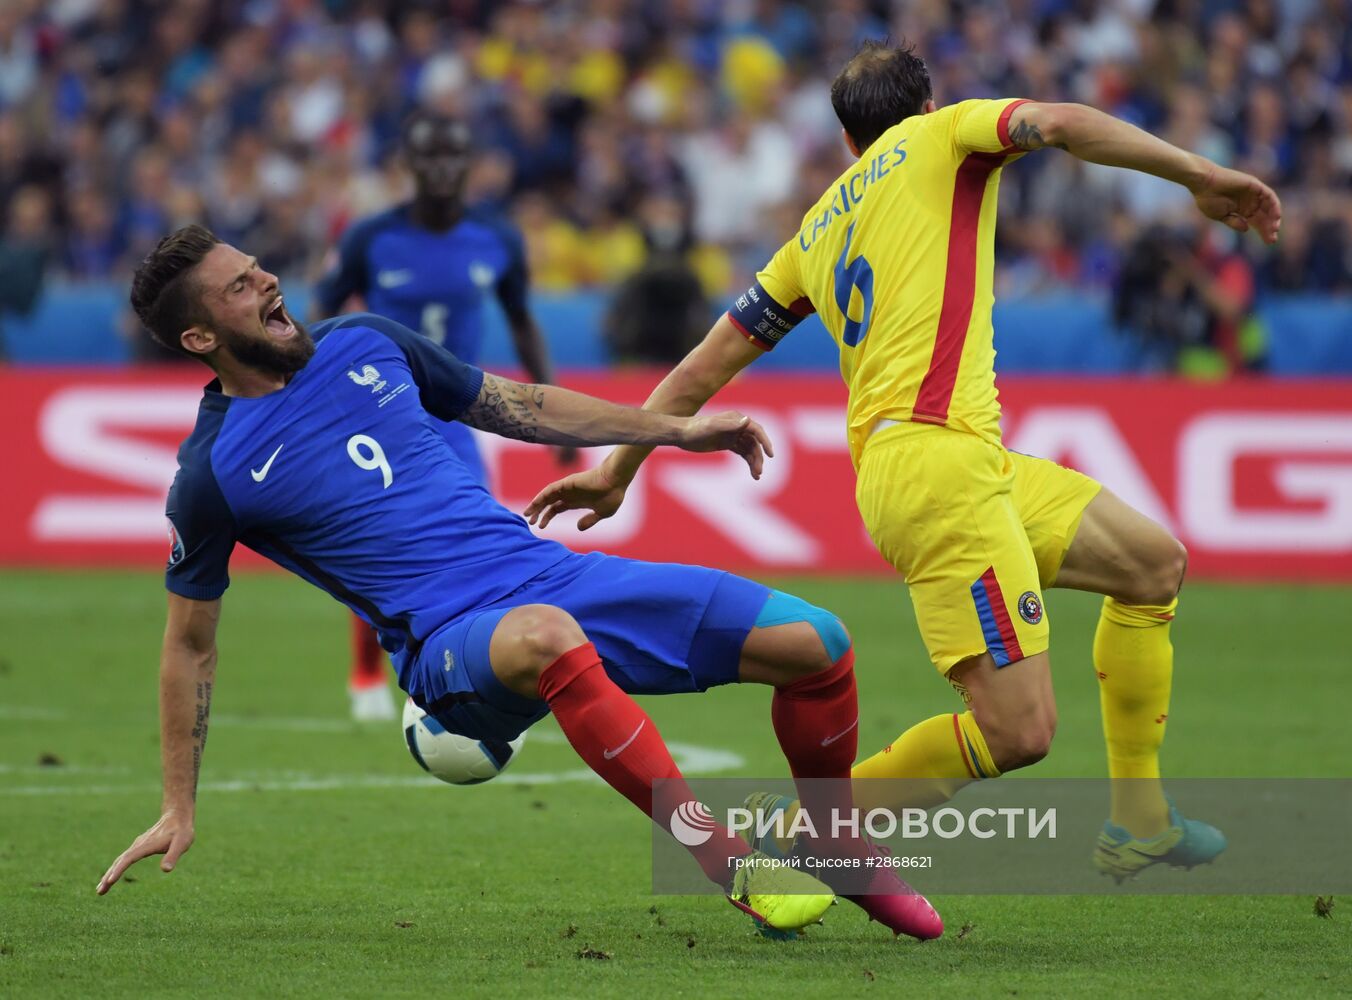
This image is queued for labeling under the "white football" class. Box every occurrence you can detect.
[401,697,526,785]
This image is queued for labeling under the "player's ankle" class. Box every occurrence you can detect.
[1112,808,1171,840]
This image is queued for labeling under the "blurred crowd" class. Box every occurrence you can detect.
[0,0,1350,368]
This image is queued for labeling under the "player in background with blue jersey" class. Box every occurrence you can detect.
[94,226,943,941]
[314,110,574,721]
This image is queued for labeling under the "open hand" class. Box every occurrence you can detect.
[676,411,774,478]
[97,810,194,895]
[1191,164,1281,244]
[525,465,629,531]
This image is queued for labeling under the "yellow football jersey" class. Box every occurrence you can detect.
[727,98,1029,466]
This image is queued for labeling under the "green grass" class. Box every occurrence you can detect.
[0,570,1347,998]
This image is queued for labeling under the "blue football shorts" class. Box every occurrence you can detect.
[405,551,770,742]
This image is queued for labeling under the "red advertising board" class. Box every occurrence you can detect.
[1,367,1348,580]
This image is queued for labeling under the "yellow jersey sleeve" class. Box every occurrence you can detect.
[727,236,816,351]
[947,98,1031,155]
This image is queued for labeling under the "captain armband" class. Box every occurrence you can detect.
[726,281,814,351]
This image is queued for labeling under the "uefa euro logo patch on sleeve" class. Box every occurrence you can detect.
[166,519,185,567]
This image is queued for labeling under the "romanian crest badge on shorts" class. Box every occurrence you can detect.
[1017,591,1043,625]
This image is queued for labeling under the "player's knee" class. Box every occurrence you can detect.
[802,612,851,675]
[515,605,587,664]
[993,725,1056,772]
[794,613,853,684]
[1130,536,1188,606]
[745,591,852,684]
[496,605,588,693]
[983,710,1057,772]
[1164,537,1188,595]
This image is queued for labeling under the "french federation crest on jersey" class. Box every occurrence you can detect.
[166,519,185,567]
[347,364,387,393]
[469,261,495,288]
[1017,591,1043,625]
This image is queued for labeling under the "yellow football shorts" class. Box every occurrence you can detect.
[856,422,1101,676]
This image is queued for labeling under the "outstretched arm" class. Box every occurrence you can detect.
[598,314,763,484]
[460,369,770,474]
[1005,102,1281,243]
[97,595,220,894]
[524,316,763,530]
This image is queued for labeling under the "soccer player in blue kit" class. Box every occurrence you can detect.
[95,225,942,940]
[314,109,573,720]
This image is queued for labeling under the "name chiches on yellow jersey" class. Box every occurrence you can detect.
[728,98,1030,467]
[796,137,911,252]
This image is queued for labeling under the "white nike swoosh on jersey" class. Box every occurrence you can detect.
[250,443,285,482]
[376,269,414,288]
[820,717,859,747]
[602,720,646,760]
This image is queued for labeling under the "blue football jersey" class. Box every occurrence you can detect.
[313,204,528,364]
[164,314,570,689]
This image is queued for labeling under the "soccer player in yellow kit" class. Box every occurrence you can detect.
[527,41,1281,882]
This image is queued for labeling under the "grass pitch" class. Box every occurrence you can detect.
[1,570,1347,998]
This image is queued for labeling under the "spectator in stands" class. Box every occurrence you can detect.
[64,185,123,279]
[0,183,50,358]
[0,0,1345,358]
[679,104,798,251]
[604,192,711,365]
[1114,224,1264,377]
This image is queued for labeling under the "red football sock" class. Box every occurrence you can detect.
[538,643,750,886]
[349,616,384,688]
[771,648,868,860]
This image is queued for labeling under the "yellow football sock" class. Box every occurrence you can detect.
[851,712,1000,813]
[1094,596,1176,837]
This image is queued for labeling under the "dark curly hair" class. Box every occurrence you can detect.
[129,224,222,356]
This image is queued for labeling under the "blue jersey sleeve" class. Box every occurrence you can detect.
[313,216,379,316]
[328,313,485,421]
[164,461,238,600]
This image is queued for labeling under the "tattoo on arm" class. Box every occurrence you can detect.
[1008,119,1068,152]
[462,372,546,442]
[190,680,212,800]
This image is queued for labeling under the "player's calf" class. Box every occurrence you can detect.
[488,608,766,893]
[737,592,868,846]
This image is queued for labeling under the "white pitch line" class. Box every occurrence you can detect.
[6,708,616,739]
[0,705,68,720]
[0,763,131,776]
[0,732,744,797]
[0,703,746,791]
